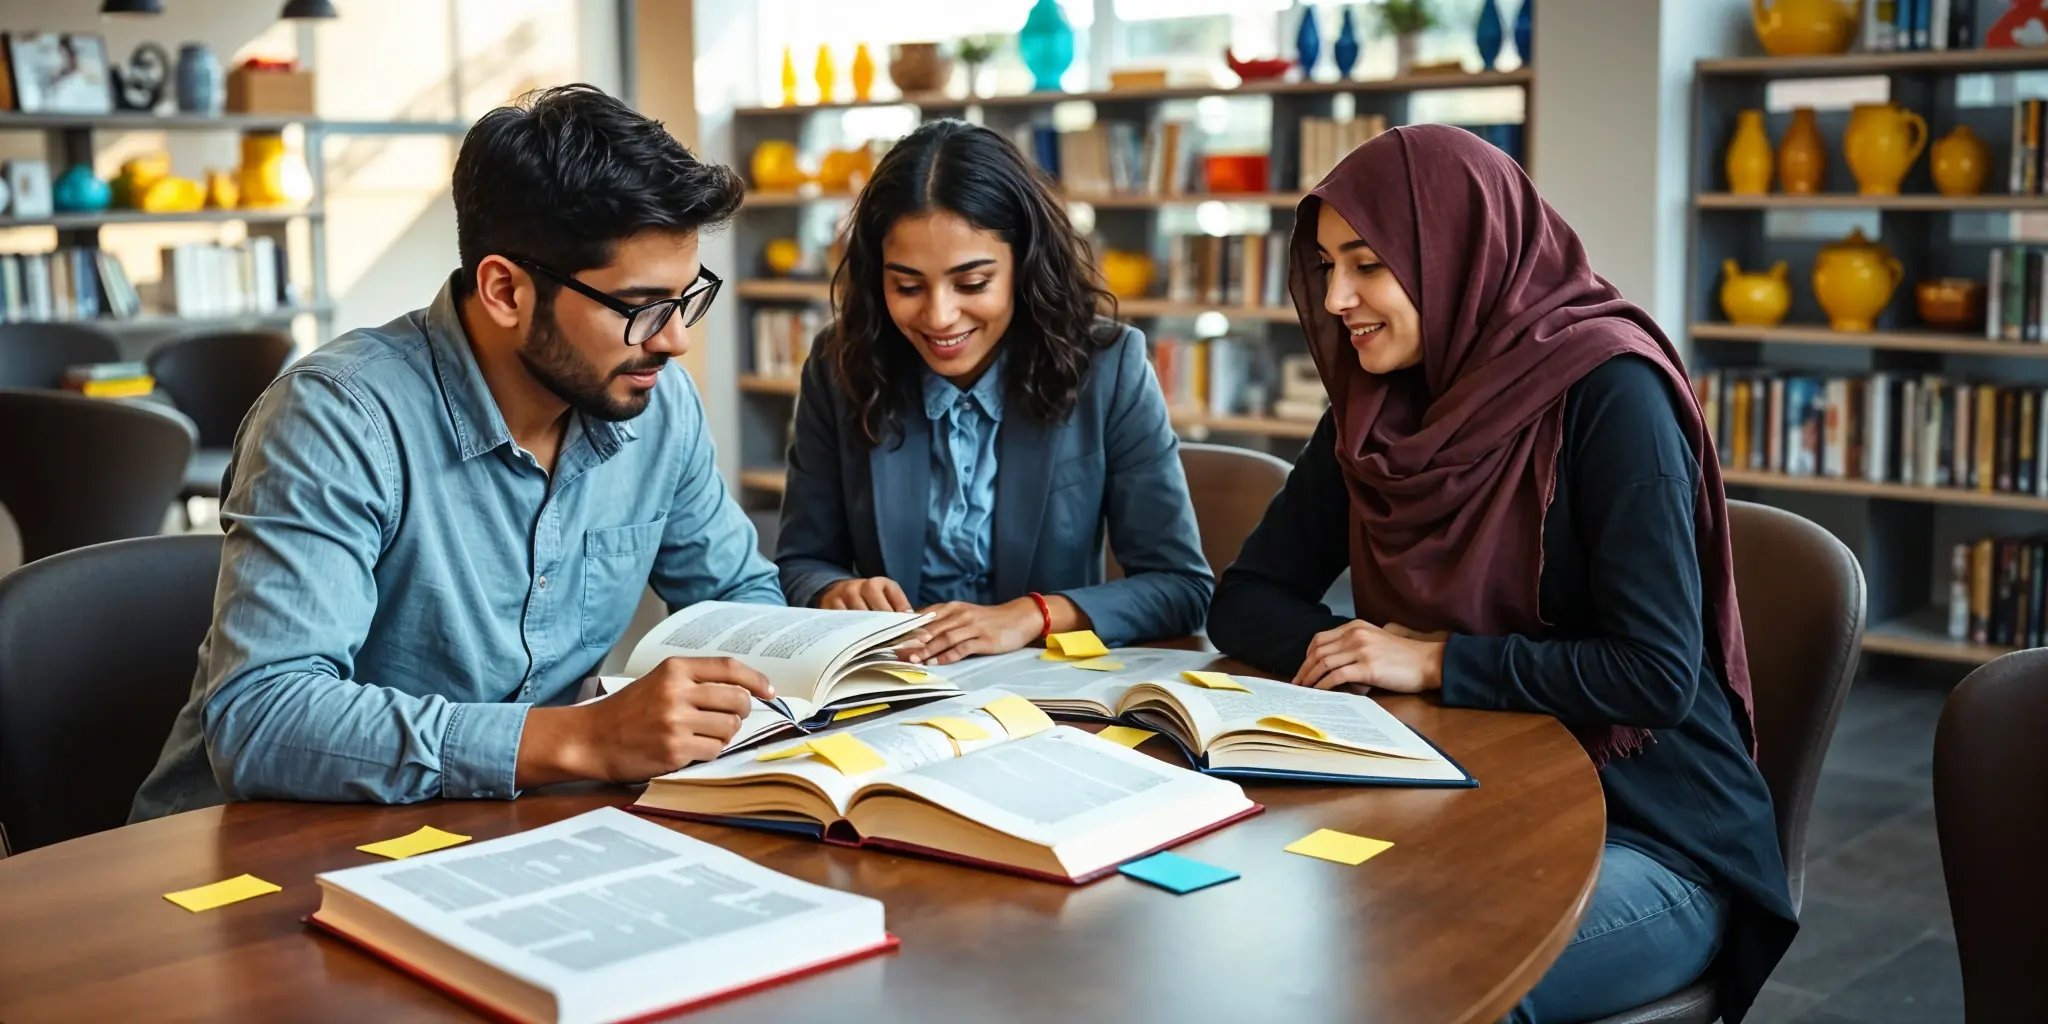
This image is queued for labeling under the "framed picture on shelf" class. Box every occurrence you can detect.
[5,160,52,219]
[5,32,113,115]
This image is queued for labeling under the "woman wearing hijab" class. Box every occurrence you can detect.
[1207,125,1796,1023]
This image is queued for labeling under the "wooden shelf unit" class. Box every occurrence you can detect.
[1720,469,2048,513]
[1691,322,2048,358]
[738,468,788,494]
[738,373,800,396]
[1696,192,2048,211]
[1863,608,2017,665]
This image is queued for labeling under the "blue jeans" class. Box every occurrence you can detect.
[1502,843,1727,1024]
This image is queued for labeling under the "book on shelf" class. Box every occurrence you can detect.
[1948,534,2047,647]
[1983,245,2048,341]
[308,807,896,1024]
[1298,115,1389,190]
[634,689,1261,883]
[0,247,141,322]
[1151,333,1275,418]
[158,237,289,318]
[944,647,1474,786]
[750,306,821,380]
[1163,232,1289,308]
[1696,369,2048,498]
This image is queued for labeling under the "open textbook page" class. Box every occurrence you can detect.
[635,691,1258,882]
[621,601,957,723]
[308,808,892,1024]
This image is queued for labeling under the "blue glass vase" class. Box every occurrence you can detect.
[1514,0,1533,68]
[1296,6,1321,79]
[1333,8,1360,78]
[1476,0,1505,72]
[1019,0,1075,93]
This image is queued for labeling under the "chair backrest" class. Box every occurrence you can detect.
[1935,648,2048,1023]
[1725,499,1866,912]
[146,330,293,448]
[0,533,222,853]
[0,322,120,389]
[0,389,195,564]
[1176,442,1294,577]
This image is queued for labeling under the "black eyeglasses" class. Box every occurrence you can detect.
[509,256,723,346]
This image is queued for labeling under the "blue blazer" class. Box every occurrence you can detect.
[775,323,1213,645]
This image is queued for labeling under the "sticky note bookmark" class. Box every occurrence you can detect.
[164,873,282,912]
[1096,725,1157,748]
[1042,630,1110,660]
[882,668,932,684]
[982,694,1054,738]
[1119,851,1240,894]
[1180,670,1251,693]
[756,734,888,775]
[356,825,472,861]
[911,716,991,741]
[1068,656,1125,672]
[1256,714,1329,741]
[832,703,890,722]
[1284,829,1395,866]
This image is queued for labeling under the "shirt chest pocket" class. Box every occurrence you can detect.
[580,520,664,648]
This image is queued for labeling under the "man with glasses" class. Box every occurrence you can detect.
[133,85,783,818]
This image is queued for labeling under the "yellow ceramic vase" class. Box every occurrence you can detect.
[1812,227,1903,332]
[751,140,804,191]
[1931,125,1990,196]
[851,44,876,102]
[780,47,799,106]
[1726,109,1775,195]
[1844,103,1928,196]
[1101,250,1157,299]
[238,132,290,207]
[1720,259,1793,326]
[814,44,836,104]
[1750,0,1860,56]
[1778,107,1826,194]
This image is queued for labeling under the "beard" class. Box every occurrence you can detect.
[517,307,665,422]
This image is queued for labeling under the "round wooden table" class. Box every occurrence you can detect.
[0,680,1604,1023]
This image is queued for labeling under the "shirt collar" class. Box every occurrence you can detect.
[920,353,1006,424]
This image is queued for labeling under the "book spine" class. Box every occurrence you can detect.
[2032,541,2046,648]
[1952,0,1975,48]
[1978,384,1998,491]
[1931,0,1951,50]
[1950,542,1971,640]
[1824,378,1847,479]
[1972,537,1993,645]
[1733,377,1753,469]
[2023,390,2039,494]
[2000,388,2018,491]
[1768,376,1786,472]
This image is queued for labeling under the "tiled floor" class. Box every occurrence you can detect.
[1751,662,1964,1024]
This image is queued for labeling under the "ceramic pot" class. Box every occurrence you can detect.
[1726,109,1774,195]
[175,42,221,114]
[888,43,952,95]
[1750,0,1859,56]
[1915,278,1985,331]
[1720,259,1793,326]
[1844,102,1928,196]
[1812,227,1904,332]
[1777,107,1826,194]
[1931,125,1990,197]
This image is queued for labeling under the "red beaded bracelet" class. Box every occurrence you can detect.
[1027,591,1053,639]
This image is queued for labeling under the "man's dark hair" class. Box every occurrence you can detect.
[451,83,743,296]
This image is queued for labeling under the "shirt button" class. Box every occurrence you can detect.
[538,575,549,590]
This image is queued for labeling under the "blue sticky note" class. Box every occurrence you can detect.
[1118,851,1240,894]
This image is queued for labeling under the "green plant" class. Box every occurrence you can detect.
[1371,0,1441,35]
[957,34,1001,65]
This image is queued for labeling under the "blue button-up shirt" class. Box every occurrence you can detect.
[917,359,1004,606]
[131,275,782,819]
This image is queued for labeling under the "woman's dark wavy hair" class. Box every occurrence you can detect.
[831,119,1117,448]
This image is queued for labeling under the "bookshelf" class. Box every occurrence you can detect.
[725,63,1533,511]
[1688,43,2048,666]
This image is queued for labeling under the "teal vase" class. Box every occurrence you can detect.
[1019,0,1075,93]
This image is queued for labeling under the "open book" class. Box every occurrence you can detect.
[619,602,958,730]
[633,690,1260,883]
[945,648,1474,787]
[307,808,895,1024]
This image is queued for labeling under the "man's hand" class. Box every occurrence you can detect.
[819,577,913,612]
[518,657,776,786]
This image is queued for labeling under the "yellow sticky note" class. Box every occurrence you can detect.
[356,826,472,861]
[1069,656,1125,672]
[1096,725,1156,748]
[832,703,890,721]
[756,742,814,762]
[983,694,1054,738]
[1256,714,1329,741]
[164,873,282,912]
[1284,829,1395,866]
[806,732,889,775]
[1045,630,1109,660]
[882,668,932,684]
[912,716,991,741]
[1180,670,1251,693]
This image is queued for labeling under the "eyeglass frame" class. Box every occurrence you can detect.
[506,255,723,346]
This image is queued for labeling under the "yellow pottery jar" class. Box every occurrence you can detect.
[1720,259,1792,326]
[814,44,836,104]
[1844,103,1928,196]
[750,140,804,192]
[1778,107,1826,194]
[1101,250,1157,300]
[1931,125,1990,196]
[1726,109,1774,195]
[238,132,289,207]
[1750,0,1860,56]
[1812,227,1903,332]
[851,44,876,102]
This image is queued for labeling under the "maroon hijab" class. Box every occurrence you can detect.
[1289,125,1755,765]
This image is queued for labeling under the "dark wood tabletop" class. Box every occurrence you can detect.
[0,659,1605,1024]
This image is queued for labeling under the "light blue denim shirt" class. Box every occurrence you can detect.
[131,274,782,820]
[916,358,1004,606]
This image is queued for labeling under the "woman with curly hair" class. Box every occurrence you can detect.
[775,119,1211,664]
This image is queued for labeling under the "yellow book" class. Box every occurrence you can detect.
[1977,386,1998,492]
[71,376,155,398]
[1733,379,1753,470]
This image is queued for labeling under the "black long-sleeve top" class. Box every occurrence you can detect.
[1209,356,1797,1022]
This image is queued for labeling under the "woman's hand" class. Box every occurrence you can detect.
[916,598,1045,665]
[818,576,913,612]
[1293,620,1446,693]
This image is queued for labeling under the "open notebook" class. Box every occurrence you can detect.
[945,648,1474,786]
[633,690,1260,883]
[308,808,895,1024]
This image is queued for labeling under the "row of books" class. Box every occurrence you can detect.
[750,306,822,380]
[0,248,141,323]
[1694,370,2048,495]
[1162,232,1290,309]
[1984,245,2048,339]
[60,361,154,399]
[1864,0,1974,52]
[1151,335,1330,422]
[160,238,291,318]
[1949,535,2044,648]
[1298,115,1389,191]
